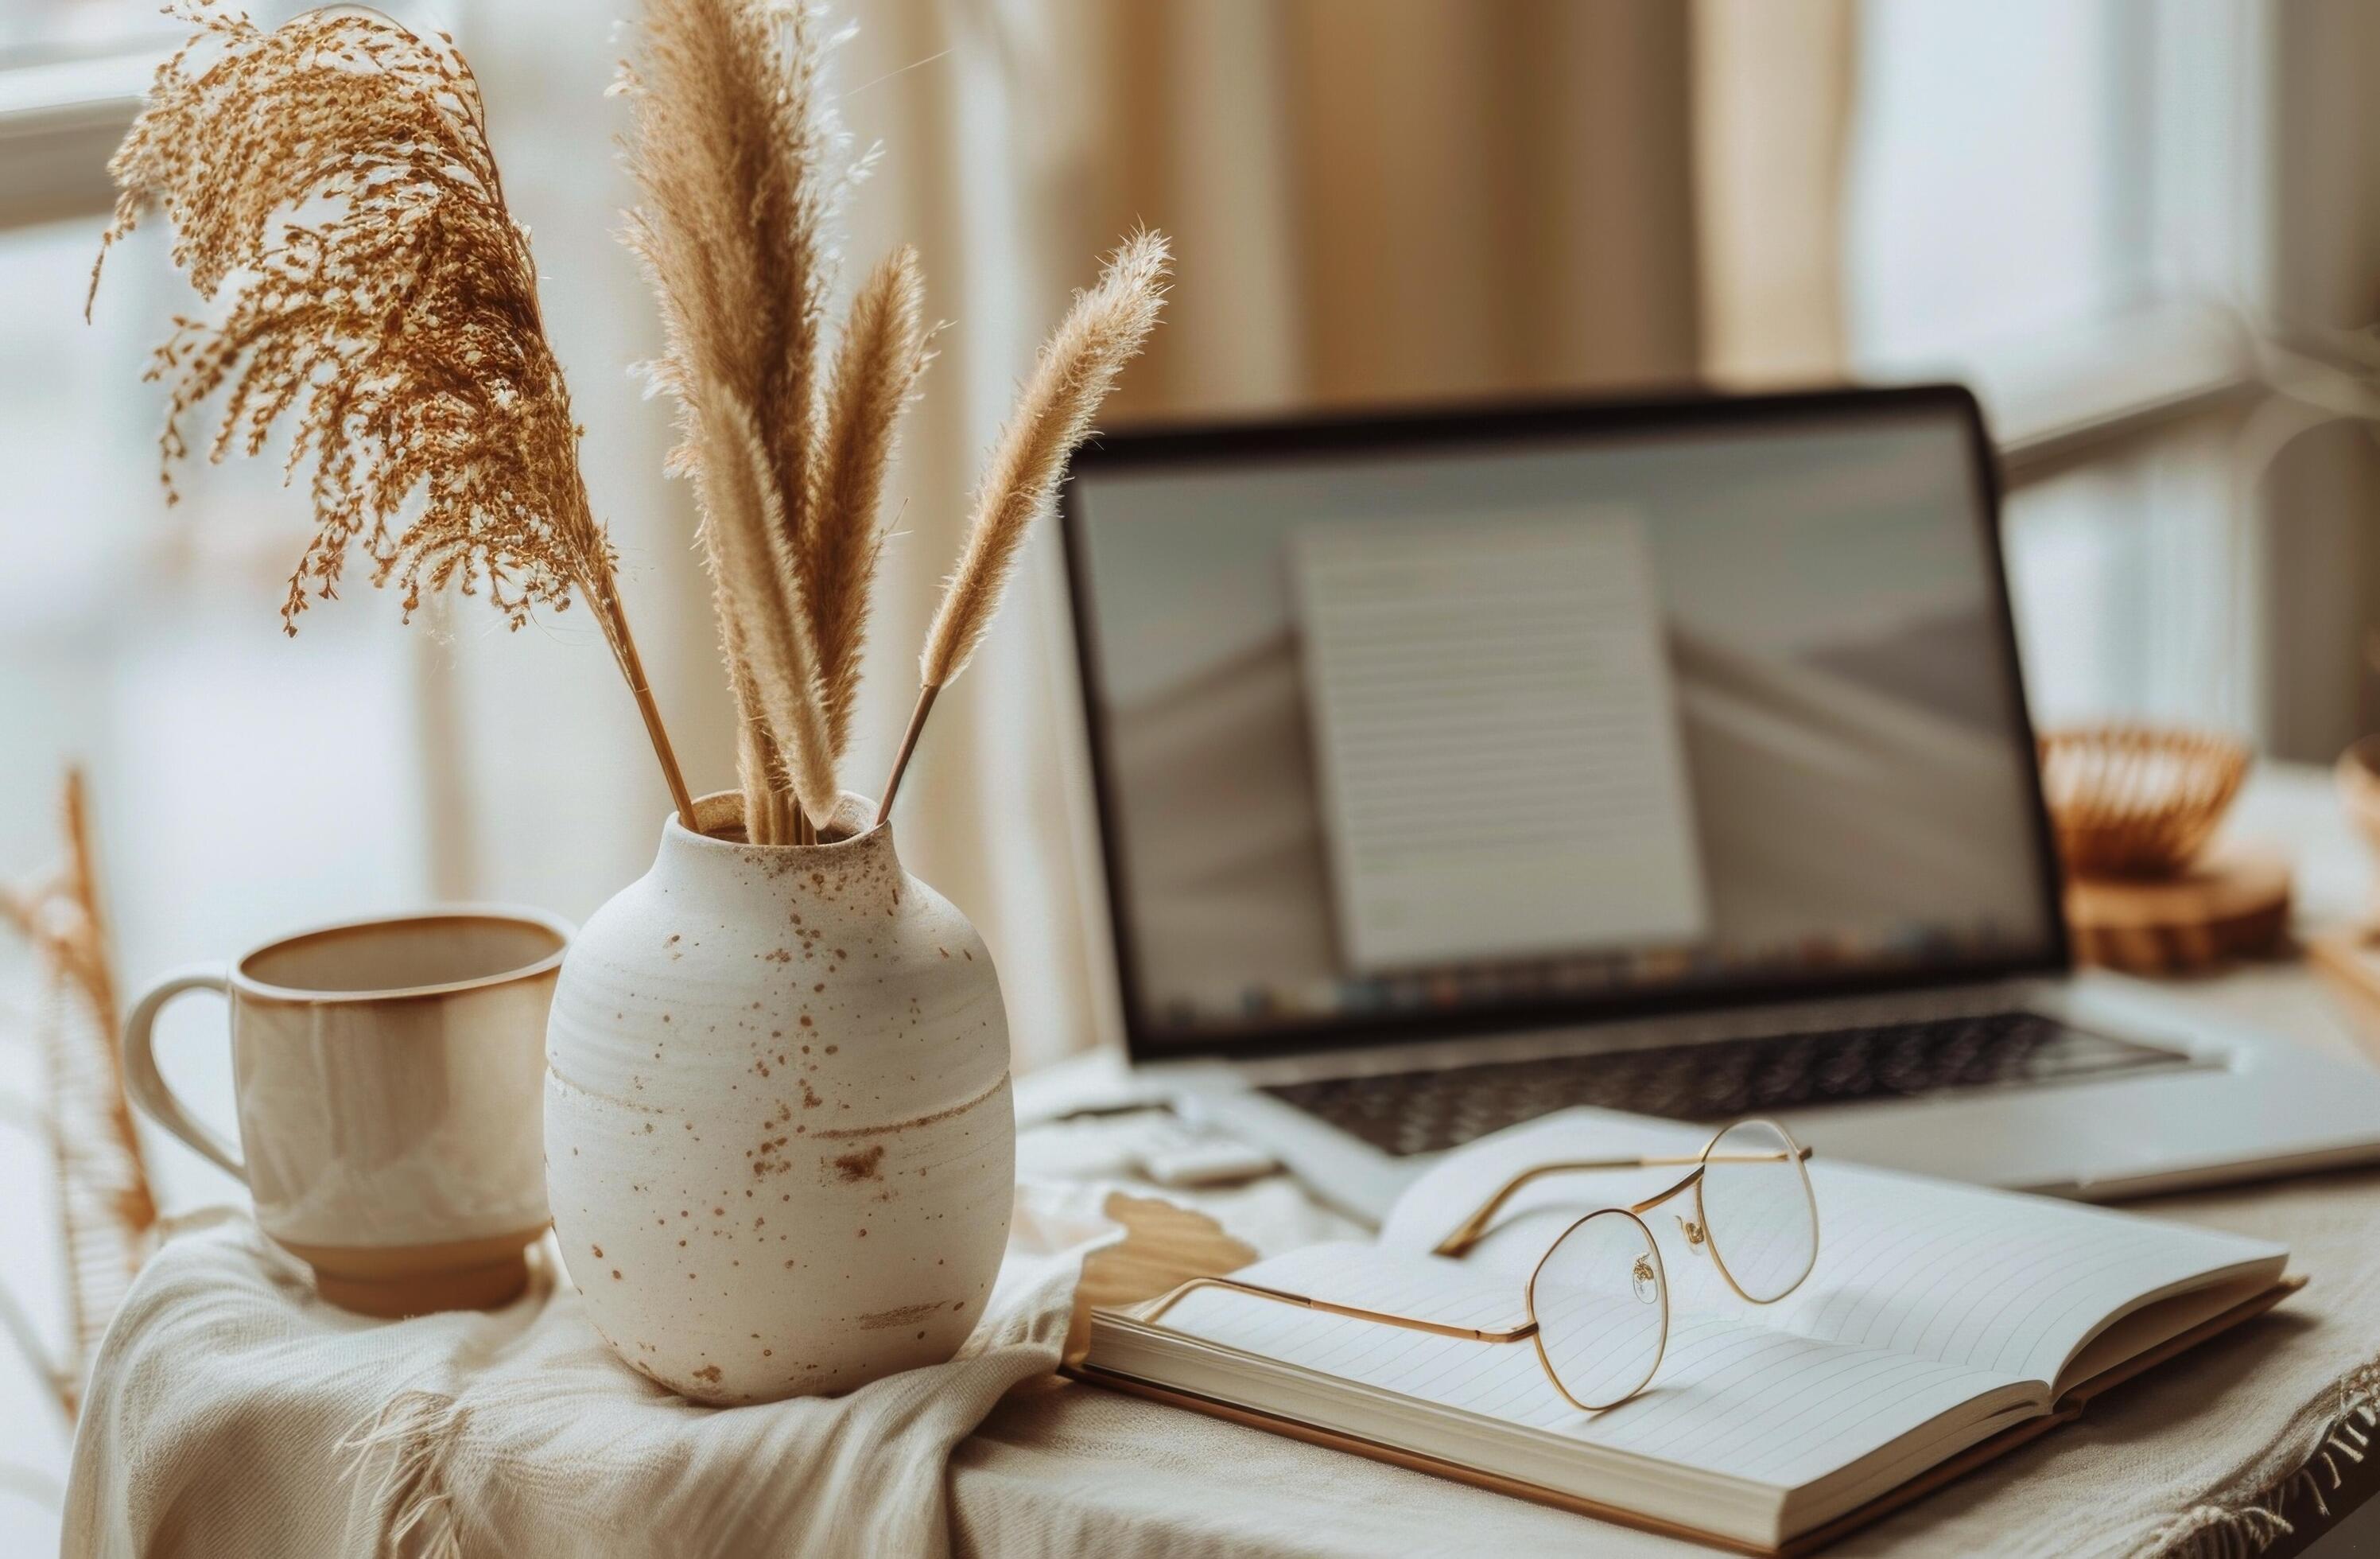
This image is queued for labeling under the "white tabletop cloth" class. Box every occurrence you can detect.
[61,1107,2380,1559]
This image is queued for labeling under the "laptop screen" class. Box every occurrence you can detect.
[1062,391,2064,1059]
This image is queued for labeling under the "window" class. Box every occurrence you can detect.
[1846,0,2253,386]
[1849,1,2152,365]
[2,2,179,55]
[1843,0,2267,734]
[0,33,435,1549]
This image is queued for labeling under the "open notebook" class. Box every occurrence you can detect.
[1071,1109,2297,1555]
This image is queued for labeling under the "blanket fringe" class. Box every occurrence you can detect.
[2153,1359,2380,1558]
[339,1387,468,1559]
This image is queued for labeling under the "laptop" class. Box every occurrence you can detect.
[1053,385,2380,1224]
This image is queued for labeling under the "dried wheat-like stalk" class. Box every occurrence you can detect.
[89,6,695,826]
[621,0,844,510]
[878,230,1171,820]
[807,245,932,754]
[695,395,842,832]
[625,0,843,838]
[0,770,158,1421]
[626,2,1161,837]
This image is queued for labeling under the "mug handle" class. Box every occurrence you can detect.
[122,963,246,1183]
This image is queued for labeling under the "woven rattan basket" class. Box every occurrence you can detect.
[2036,723,2250,880]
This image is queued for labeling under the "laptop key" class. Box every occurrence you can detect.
[1260,1010,2200,1157]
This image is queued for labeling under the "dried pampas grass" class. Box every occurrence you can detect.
[629,0,1166,835]
[693,394,841,833]
[92,5,697,826]
[877,231,1171,820]
[1,769,158,1420]
[920,229,1169,689]
[807,246,932,754]
[625,0,922,841]
[99,0,1168,851]
[621,0,843,507]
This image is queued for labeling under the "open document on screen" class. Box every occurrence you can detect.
[1290,513,1709,973]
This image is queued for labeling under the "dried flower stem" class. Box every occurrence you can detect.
[806,245,932,753]
[876,682,938,826]
[92,6,697,828]
[878,230,1169,822]
[596,590,701,830]
[694,395,842,828]
[2,769,160,1419]
[623,0,871,839]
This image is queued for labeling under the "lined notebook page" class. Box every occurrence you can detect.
[1159,1246,2029,1492]
[1767,1164,2283,1388]
[1377,1110,2284,1392]
[1243,1243,1536,1333]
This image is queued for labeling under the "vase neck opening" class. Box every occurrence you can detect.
[670,791,887,855]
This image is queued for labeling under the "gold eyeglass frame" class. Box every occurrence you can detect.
[1136,1118,1819,1413]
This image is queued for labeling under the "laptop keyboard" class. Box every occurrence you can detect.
[1260,1010,2200,1157]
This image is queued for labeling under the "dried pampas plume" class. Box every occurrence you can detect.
[625,0,1164,840]
[91,5,697,826]
[878,230,1171,821]
[86,0,1167,855]
[694,395,842,832]
[621,0,843,508]
[807,245,932,754]
[623,0,930,842]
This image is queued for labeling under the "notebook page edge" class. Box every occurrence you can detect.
[1084,1307,1793,1545]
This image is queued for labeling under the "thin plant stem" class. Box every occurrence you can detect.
[593,591,699,830]
[876,682,938,825]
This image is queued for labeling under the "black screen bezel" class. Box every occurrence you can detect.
[1056,383,2072,1066]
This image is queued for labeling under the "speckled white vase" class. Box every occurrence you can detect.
[544,790,1012,1405]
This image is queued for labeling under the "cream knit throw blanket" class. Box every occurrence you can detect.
[62,1190,1123,1558]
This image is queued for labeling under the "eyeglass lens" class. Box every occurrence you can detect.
[1699,1119,1819,1303]
[1529,1209,1667,1409]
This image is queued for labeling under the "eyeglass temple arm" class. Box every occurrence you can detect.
[1431,1145,1813,1258]
[1137,1275,1537,1343]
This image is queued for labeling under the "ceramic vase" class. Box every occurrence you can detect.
[545,791,1013,1404]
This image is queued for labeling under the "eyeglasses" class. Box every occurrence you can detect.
[1138,1118,1819,1412]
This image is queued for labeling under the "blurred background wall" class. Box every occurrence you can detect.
[4,0,2380,1536]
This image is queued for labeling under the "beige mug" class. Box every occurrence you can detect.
[122,907,570,1317]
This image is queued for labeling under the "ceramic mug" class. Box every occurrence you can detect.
[122,907,571,1317]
